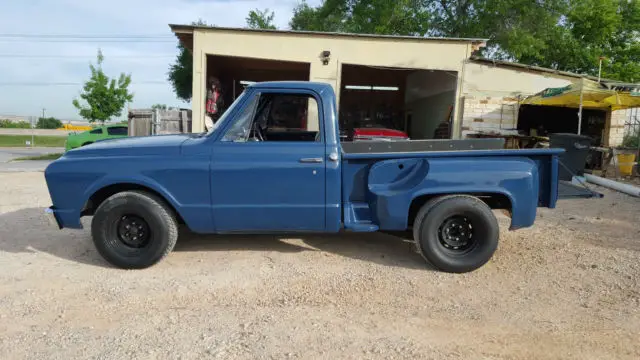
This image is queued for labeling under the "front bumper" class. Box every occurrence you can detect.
[45,207,62,229]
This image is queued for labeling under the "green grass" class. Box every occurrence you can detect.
[12,153,63,161]
[0,135,66,147]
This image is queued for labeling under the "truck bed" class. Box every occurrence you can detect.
[340,138,506,154]
[340,146,565,232]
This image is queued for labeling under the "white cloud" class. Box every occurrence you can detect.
[0,0,320,120]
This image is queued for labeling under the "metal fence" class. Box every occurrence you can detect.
[128,109,192,137]
[623,108,639,141]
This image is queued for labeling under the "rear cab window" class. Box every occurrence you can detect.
[107,126,128,136]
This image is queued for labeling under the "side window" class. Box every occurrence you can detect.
[107,126,128,136]
[221,93,260,142]
[254,93,321,142]
[90,128,102,135]
[266,95,319,131]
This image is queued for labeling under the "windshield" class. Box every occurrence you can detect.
[205,91,248,136]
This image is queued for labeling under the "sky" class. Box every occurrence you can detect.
[0,0,320,121]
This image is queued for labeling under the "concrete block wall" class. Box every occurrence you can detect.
[460,95,520,138]
[606,109,630,147]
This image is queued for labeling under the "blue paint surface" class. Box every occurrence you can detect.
[45,81,562,234]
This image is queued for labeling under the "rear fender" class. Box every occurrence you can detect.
[366,157,539,231]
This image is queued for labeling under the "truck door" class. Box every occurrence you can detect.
[210,89,327,232]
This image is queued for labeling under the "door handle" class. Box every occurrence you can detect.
[299,157,323,163]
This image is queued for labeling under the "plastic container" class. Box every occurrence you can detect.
[616,153,637,176]
[549,133,593,181]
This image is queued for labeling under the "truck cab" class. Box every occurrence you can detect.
[45,81,601,273]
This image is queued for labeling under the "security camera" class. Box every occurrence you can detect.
[320,50,331,65]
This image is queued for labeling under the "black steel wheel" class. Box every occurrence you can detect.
[438,215,475,253]
[413,195,499,273]
[91,190,178,269]
[117,215,151,248]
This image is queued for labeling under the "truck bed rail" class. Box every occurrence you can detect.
[341,138,505,154]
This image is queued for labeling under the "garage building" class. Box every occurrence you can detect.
[169,24,634,147]
[170,24,485,139]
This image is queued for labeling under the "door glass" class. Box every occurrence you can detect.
[90,128,102,134]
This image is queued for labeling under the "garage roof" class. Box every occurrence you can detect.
[169,24,488,52]
[469,56,606,82]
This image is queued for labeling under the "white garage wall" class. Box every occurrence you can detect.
[405,71,457,139]
[460,61,576,137]
[463,61,574,96]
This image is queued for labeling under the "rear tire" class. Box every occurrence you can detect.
[91,190,178,269]
[413,195,499,273]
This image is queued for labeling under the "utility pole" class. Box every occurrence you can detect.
[31,116,35,148]
[42,108,46,119]
[597,56,606,82]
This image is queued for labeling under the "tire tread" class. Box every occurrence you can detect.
[92,190,178,269]
[412,195,498,272]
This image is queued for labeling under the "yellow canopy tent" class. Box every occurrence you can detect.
[521,78,640,134]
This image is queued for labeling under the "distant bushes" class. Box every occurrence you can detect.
[0,117,64,129]
[0,119,31,128]
[36,117,63,129]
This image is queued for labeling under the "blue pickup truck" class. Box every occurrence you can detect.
[44,81,599,273]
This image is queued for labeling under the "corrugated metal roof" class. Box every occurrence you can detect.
[168,24,488,44]
[469,56,605,82]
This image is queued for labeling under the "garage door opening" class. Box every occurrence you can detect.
[339,64,458,140]
[206,54,310,110]
[518,104,607,169]
[517,105,606,144]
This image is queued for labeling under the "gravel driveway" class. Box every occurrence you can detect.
[0,172,638,359]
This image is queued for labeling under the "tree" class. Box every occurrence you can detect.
[167,43,193,102]
[289,0,640,82]
[246,8,277,29]
[167,19,208,102]
[36,117,63,129]
[151,104,168,110]
[72,50,134,123]
[290,0,429,35]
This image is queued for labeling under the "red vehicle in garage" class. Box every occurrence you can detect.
[341,116,409,141]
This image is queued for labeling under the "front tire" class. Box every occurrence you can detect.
[91,191,178,269]
[413,195,499,273]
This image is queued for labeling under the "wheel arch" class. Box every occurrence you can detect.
[82,182,186,225]
[408,191,514,228]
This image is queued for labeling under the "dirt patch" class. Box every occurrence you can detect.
[0,172,639,359]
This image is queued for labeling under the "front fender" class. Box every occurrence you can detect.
[367,157,539,231]
[45,153,212,232]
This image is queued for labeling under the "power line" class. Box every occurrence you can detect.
[0,81,168,86]
[0,39,175,43]
[0,33,172,38]
[0,54,174,58]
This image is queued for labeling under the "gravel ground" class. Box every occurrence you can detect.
[0,172,639,360]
